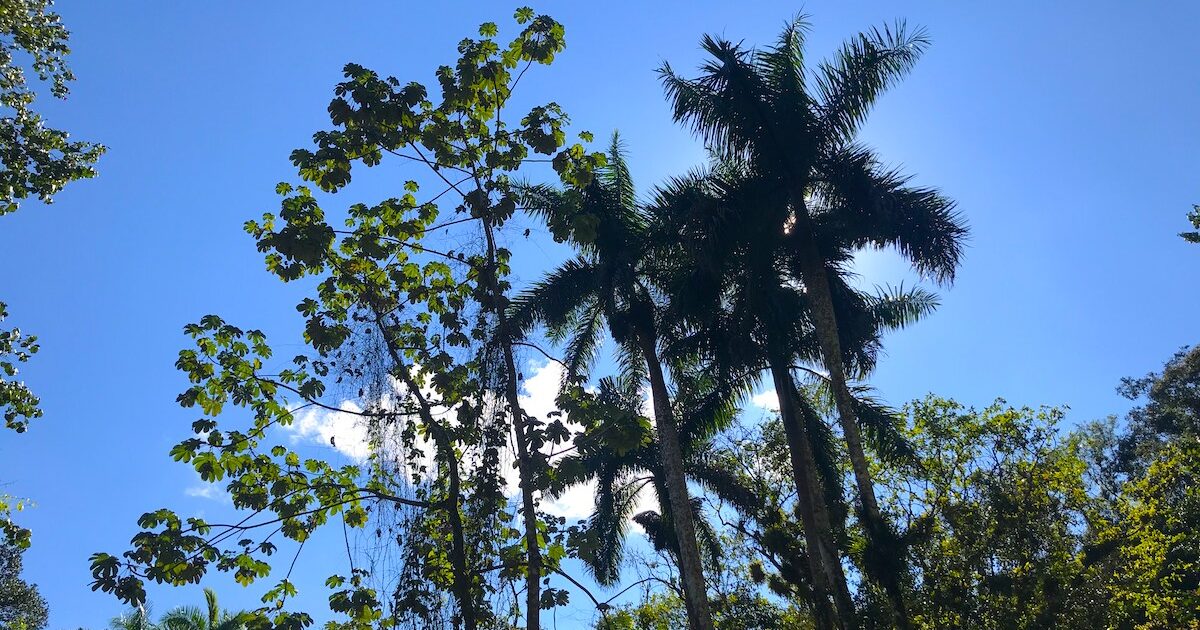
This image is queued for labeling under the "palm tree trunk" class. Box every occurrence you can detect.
[769,359,855,629]
[638,333,715,630]
[792,197,910,628]
[481,219,542,630]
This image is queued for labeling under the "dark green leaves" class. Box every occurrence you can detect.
[0,313,52,554]
[0,303,40,432]
[1181,204,1200,243]
[0,0,104,214]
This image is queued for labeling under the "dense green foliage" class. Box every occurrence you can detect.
[869,398,1103,628]
[0,0,103,214]
[0,301,38,434]
[586,368,1200,629]
[0,543,47,630]
[0,303,37,545]
[1096,346,1200,629]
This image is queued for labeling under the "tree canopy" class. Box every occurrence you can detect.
[0,543,48,630]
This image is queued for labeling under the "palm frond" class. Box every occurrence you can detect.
[795,390,849,528]
[687,450,764,517]
[632,509,671,554]
[647,166,716,217]
[759,15,811,98]
[867,284,940,330]
[159,607,205,630]
[516,181,571,226]
[603,131,636,212]
[614,337,648,400]
[214,619,247,630]
[204,588,219,628]
[562,300,607,384]
[816,143,968,284]
[804,378,918,468]
[690,496,723,572]
[814,20,929,143]
[110,607,158,630]
[549,454,593,495]
[582,469,641,586]
[849,388,919,468]
[675,367,754,446]
[756,16,819,163]
[659,36,773,162]
[506,256,598,338]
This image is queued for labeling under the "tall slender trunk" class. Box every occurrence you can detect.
[434,425,478,630]
[499,327,543,629]
[373,307,478,629]
[769,358,855,629]
[792,196,910,628]
[638,332,715,630]
[480,219,542,630]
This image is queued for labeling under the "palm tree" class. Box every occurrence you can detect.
[648,160,937,627]
[550,375,739,590]
[107,606,157,630]
[557,355,920,626]
[648,165,854,628]
[512,133,716,630]
[158,589,244,630]
[659,16,967,625]
[552,377,652,587]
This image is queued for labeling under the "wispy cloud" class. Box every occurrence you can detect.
[184,478,230,503]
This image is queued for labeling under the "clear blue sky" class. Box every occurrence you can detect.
[1,1,1197,627]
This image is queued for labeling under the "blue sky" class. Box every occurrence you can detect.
[1,1,1198,627]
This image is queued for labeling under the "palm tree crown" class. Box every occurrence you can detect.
[658,15,968,628]
[513,133,718,629]
[159,589,244,630]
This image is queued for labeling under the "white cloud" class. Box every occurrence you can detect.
[262,359,658,524]
[542,480,598,520]
[750,389,780,412]
[517,359,625,520]
[517,359,595,518]
[518,358,564,421]
[515,360,664,522]
[285,401,373,461]
[543,477,661,524]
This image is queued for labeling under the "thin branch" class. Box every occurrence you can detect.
[330,230,472,266]
[512,340,567,368]
[552,568,610,619]
[427,213,480,232]
[601,577,655,607]
[383,147,470,175]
